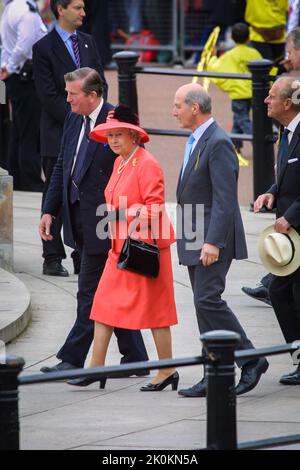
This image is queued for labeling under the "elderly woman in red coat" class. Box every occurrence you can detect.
[68,106,178,392]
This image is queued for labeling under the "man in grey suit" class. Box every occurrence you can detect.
[173,83,268,397]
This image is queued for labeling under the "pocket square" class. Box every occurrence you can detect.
[287,158,299,164]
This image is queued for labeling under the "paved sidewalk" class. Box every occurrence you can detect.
[3,191,300,450]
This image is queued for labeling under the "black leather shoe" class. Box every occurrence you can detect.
[279,365,300,385]
[140,372,179,391]
[235,358,269,395]
[109,369,150,378]
[178,377,207,397]
[43,261,69,277]
[67,376,107,388]
[40,361,77,373]
[241,285,271,306]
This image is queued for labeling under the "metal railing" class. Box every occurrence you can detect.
[113,51,276,205]
[1,330,300,450]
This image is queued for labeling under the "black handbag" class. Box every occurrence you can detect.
[117,216,160,278]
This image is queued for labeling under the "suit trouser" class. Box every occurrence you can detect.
[269,268,300,348]
[188,260,254,368]
[57,202,149,367]
[41,156,66,263]
[5,75,43,191]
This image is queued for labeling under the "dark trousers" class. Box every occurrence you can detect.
[188,261,254,368]
[57,201,149,367]
[5,75,43,191]
[42,156,66,263]
[231,99,252,150]
[269,268,300,347]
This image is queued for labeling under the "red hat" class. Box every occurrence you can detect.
[89,118,150,144]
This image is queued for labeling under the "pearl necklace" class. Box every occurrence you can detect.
[117,146,139,174]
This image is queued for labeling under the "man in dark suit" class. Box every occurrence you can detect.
[173,83,268,397]
[33,0,108,277]
[39,67,149,374]
[254,76,300,385]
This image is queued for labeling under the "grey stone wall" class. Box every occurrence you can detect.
[0,171,13,271]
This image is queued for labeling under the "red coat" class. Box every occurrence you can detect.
[90,147,177,329]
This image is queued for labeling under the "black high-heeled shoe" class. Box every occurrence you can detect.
[140,371,179,392]
[67,376,107,389]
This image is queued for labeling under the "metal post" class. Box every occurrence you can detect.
[112,51,139,115]
[248,60,275,205]
[0,355,25,450]
[201,330,241,450]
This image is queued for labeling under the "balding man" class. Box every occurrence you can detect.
[173,83,268,397]
[254,77,300,386]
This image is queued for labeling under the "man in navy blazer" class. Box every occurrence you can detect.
[39,67,148,374]
[255,76,300,385]
[33,0,108,277]
[173,83,268,397]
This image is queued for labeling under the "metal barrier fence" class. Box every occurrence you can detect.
[113,51,275,204]
[109,0,240,65]
[1,330,300,450]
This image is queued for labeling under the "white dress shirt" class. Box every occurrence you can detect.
[286,112,300,144]
[0,0,47,74]
[72,99,104,173]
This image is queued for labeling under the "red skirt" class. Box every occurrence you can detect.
[90,246,177,329]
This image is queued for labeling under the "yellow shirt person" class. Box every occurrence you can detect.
[245,0,288,44]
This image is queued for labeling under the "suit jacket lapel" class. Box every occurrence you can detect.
[77,32,90,66]
[66,116,83,178]
[77,103,110,183]
[51,29,76,70]
[176,121,217,200]
[278,122,300,185]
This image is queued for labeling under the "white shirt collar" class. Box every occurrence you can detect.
[286,112,300,141]
[87,98,104,130]
[191,117,215,151]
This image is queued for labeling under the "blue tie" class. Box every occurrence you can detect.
[70,34,81,68]
[70,117,91,204]
[181,134,195,179]
[277,128,290,177]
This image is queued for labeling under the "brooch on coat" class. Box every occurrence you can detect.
[132,158,138,167]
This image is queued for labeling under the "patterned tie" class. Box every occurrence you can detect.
[181,134,195,179]
[277,128,290,178]
[69,117,91,204]
[70,34,81,68]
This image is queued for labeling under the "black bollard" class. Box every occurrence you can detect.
[201,330,241,450]
[0,355,25,450]
[113,51,140,115]
[248,60,275,206]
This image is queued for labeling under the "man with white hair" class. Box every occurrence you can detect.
[173,83,268,397]
[255,76,300,385]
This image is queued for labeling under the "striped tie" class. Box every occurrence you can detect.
[70,34,81,68]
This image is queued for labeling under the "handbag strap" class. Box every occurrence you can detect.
[128,210,157,244]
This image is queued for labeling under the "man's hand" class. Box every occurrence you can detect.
[254,193,275,213]
[0,67,10,80]
[200,243,220,267]
[39,214,54,241]
[275,216,291,234]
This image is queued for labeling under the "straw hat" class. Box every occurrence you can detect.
[258,225,300,276]
[90,118,150,144]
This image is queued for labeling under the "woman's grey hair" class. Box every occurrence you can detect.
[129,130,141,144]
[286,27,300,50]
[184,89,212,114]
[64,67,103,97]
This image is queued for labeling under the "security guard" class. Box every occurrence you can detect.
[0,0,47,190]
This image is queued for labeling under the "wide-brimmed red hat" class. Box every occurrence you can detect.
[89,118,150,144]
